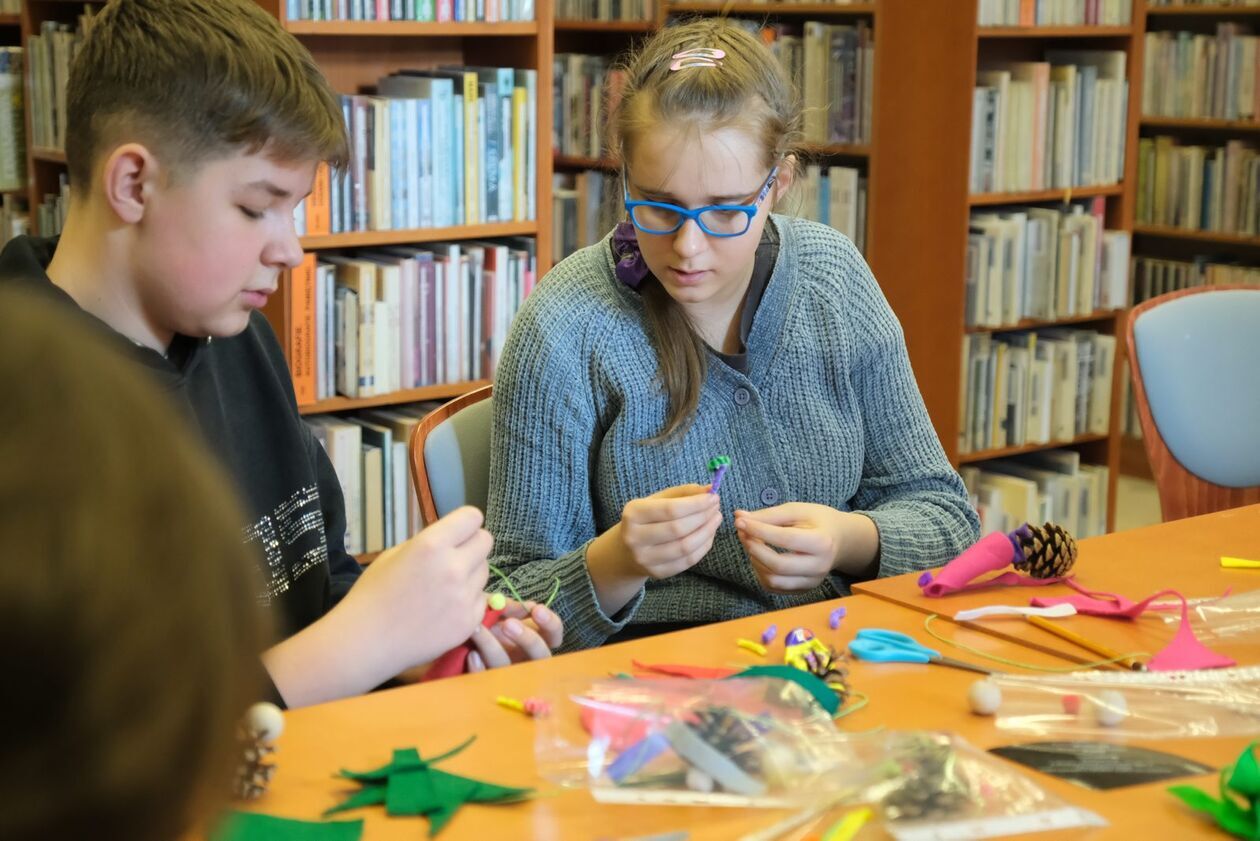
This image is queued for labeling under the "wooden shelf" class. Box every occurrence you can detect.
[299,380,490,415]
[1132,223,1260,248]
[284,20,538,36]
[977,25,1133,37]
[965,310,1123,333]
[554,153,618,170]
[666,2,877,15]
[802,141,871,157]
[0,14,20,25]
[1144,3,1260,15]
[554,19,656,31]
[1120,434,1154,480]
[31,147,66,164]
[969,183,1124,205]
[958,433,1110,465]
[300,221,537,250]
[1140,116,1260,132]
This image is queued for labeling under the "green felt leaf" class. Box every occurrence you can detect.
[211,812,364,841]
[1169,785,1260,839]
[385,768,452,816]
[425,803,460,837]
[1169,785,1225,813]
[323,783,387,817]
[339,748,425,781]
[1231,746,1260,800]
[730,665,841,716]
[468,781,535,804]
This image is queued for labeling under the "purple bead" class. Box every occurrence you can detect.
[917,571,934,587]
[760,624,777,645]
[828,607,846,630]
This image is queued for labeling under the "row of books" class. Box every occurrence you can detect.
[1131,253,1260,306]
[966,198,1130,328]
[959,327,1116,456]
[1141,26,1259,122]
[284,0,534,21]
[0,195,27,250]
[552,169,619,261]
[971,50,1129,194]
[1136,135,1259,235]
[962,452,1110,541]
[293,67,538,237]
[28,8,95,153]
[0,48,24,194]
[37,171,67,237]
[1147,0,1259,6]
[794,164,867,253]
[307,402,441,555]
[552,54,621,162]
[978,0,1131,26]
[267,238,536,406]
[795,21,875,146]
[556,0,652,20]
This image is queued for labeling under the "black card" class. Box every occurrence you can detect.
[989,741,1214,790]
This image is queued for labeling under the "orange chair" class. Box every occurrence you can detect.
[1126,285,1260,522]
[408,385,494,526]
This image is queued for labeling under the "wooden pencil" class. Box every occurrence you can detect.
[1024,615,1145,671]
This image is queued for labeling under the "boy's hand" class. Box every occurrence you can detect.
[618,483,722,580]
[735,503,879,592]
[348,505,492,668]
[467,600,564,671]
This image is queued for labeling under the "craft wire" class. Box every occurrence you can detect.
[833,691,869,720]
[489,563,562,609]
[923,614,1152,673]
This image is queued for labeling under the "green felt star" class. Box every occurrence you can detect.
[324,736,534,837]
[211,812,364,841]
[1169,742,1260,839]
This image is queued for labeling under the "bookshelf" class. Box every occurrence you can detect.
[1121,1,1260,481]
[247,1,554,415]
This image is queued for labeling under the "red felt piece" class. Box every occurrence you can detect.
[630,661,740,680]
[420,606,505,682]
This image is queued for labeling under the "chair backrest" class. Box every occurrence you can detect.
[408,385,494,525]
[1126,285,1260,521]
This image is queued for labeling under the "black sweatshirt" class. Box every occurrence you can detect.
[0,237,362,699]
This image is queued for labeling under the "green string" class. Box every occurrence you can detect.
[833,691,869,720]
[488,563,561,609]
[922,613,1152,673]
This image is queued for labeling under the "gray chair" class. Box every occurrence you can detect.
[408,385,493,524]
[1127,285,1260,521]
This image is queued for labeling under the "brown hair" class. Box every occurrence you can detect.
[65,0,348,191]
[609,18,804,441]
[0,289,271,841]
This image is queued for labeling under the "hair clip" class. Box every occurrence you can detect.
[670,48,726,71]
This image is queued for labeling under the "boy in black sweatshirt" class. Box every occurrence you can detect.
[0,0,562,707]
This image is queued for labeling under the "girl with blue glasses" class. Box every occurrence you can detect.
[486,19,978,651]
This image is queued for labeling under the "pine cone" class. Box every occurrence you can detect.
[1011,522,1077,578]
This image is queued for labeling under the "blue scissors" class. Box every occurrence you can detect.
[848,629,993,675]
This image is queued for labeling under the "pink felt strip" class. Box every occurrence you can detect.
[920,532,1018,597]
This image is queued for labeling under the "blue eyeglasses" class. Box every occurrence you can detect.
[624,166,779,238]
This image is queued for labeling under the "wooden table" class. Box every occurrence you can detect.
[238,588,1247,839]
[855,505,1260,668]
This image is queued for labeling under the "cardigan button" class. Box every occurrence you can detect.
[760,487,780,506]
[733,387,751,406]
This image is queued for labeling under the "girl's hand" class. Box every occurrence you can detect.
[467,600,564,671]
[618,484,723,580]
[735,503,879,592]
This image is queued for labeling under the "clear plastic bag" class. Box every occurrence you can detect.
[534,676,865,808]
[988,668,1260,738]
[844,732,1106,840]
[1185,588,1260,639]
